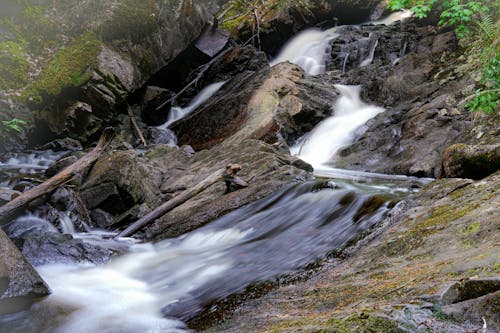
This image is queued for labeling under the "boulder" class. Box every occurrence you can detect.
[80,150,163,219]
[0,227,49,314]
[145,139,313,239]
[3,215,114,266]
[172,62,338,150]
[443,143,500,179]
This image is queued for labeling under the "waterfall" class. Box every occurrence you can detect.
[291,85,385,168]
[158,81,226,130]
[360,38,379,67]
[271,10,413,76]
[270,28,338,75]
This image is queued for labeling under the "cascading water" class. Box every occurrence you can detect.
[291,84,385,169]
[0,10,428,333]
[1,180,406,332]
[158,81,226,130]
[270,28,338,75]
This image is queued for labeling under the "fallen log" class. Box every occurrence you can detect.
[0,128,116,224]
[127,105,147,147]
[116,164,245,238]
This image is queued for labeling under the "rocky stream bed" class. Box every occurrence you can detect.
[0,0,499,332]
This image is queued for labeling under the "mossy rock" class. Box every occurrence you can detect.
[22,32,102,106]
[443,143,500,179]
[325,313,407,333]
[0,41,29,90]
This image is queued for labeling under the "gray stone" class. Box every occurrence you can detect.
[0,228,50,314]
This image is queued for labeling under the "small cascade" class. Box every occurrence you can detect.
[158,81,226,130]
[271,10,413,76]
[291,85,385,168]
[342,52,350,74]
[360,38,379,67]
[271,28,339,75]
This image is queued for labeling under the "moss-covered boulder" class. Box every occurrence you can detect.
[443,143,500,179]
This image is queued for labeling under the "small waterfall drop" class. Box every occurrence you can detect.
[271,10,413,76]
[158,81,225,130]
[270,28,338,75]
[291,85,385,168]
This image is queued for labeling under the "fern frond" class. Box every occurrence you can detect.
[477,14,496,42]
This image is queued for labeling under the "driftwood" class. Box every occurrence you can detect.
[116,164,245,238]
[0,128,116,224]
[127,105,147,146]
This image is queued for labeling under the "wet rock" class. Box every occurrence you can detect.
[0,227,50,314]
[38,137,83,152]
[443,143,500,179]
[3,215,113,266]
[195,28,230,57]
[0,188,21,205]
[336,94,471,177]
[146,139,313,240]
[172,62,338,150]
[440,278,500,305]
[442,291,500,331]
[45,155,78,178]
[90,209,114,229]
[141,86,175,126]
[80,150,163,218]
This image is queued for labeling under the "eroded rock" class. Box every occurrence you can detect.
[0,227,49,314]
[443,143,500,179]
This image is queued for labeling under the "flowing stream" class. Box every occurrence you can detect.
[0,11,428,333]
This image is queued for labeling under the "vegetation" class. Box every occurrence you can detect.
[2,118,27,133]
[22,32,101,105]
[0,40,29,90]
[388,0,499,114]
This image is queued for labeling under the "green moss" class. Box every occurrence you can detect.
[460,221,481,237]
[0,40,29,90]
[325,313,407,333]
[22,32,101,105]
[145,145,176,159]
[381,202,478,256]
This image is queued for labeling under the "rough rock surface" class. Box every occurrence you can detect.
[443,143,500,179]
[2,0,224,147]
[325,22,479,178]
[172,62,338,150]
[0,227,49,314]
[205,173,500,332]
[145,140,313,239]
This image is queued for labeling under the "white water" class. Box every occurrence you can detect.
[271,10,413,76]
[158,81,225,129]
[270,28,338,75]
[291,84,384,168]
[2,227,252,332]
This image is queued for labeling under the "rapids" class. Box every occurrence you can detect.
[0,10,424,333]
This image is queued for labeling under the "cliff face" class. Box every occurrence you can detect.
[0,0,223,151]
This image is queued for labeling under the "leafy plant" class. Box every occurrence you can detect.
[2,118,27,133]
[388,1,499,114]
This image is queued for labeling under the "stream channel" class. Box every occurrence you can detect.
[0,10,433,333]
